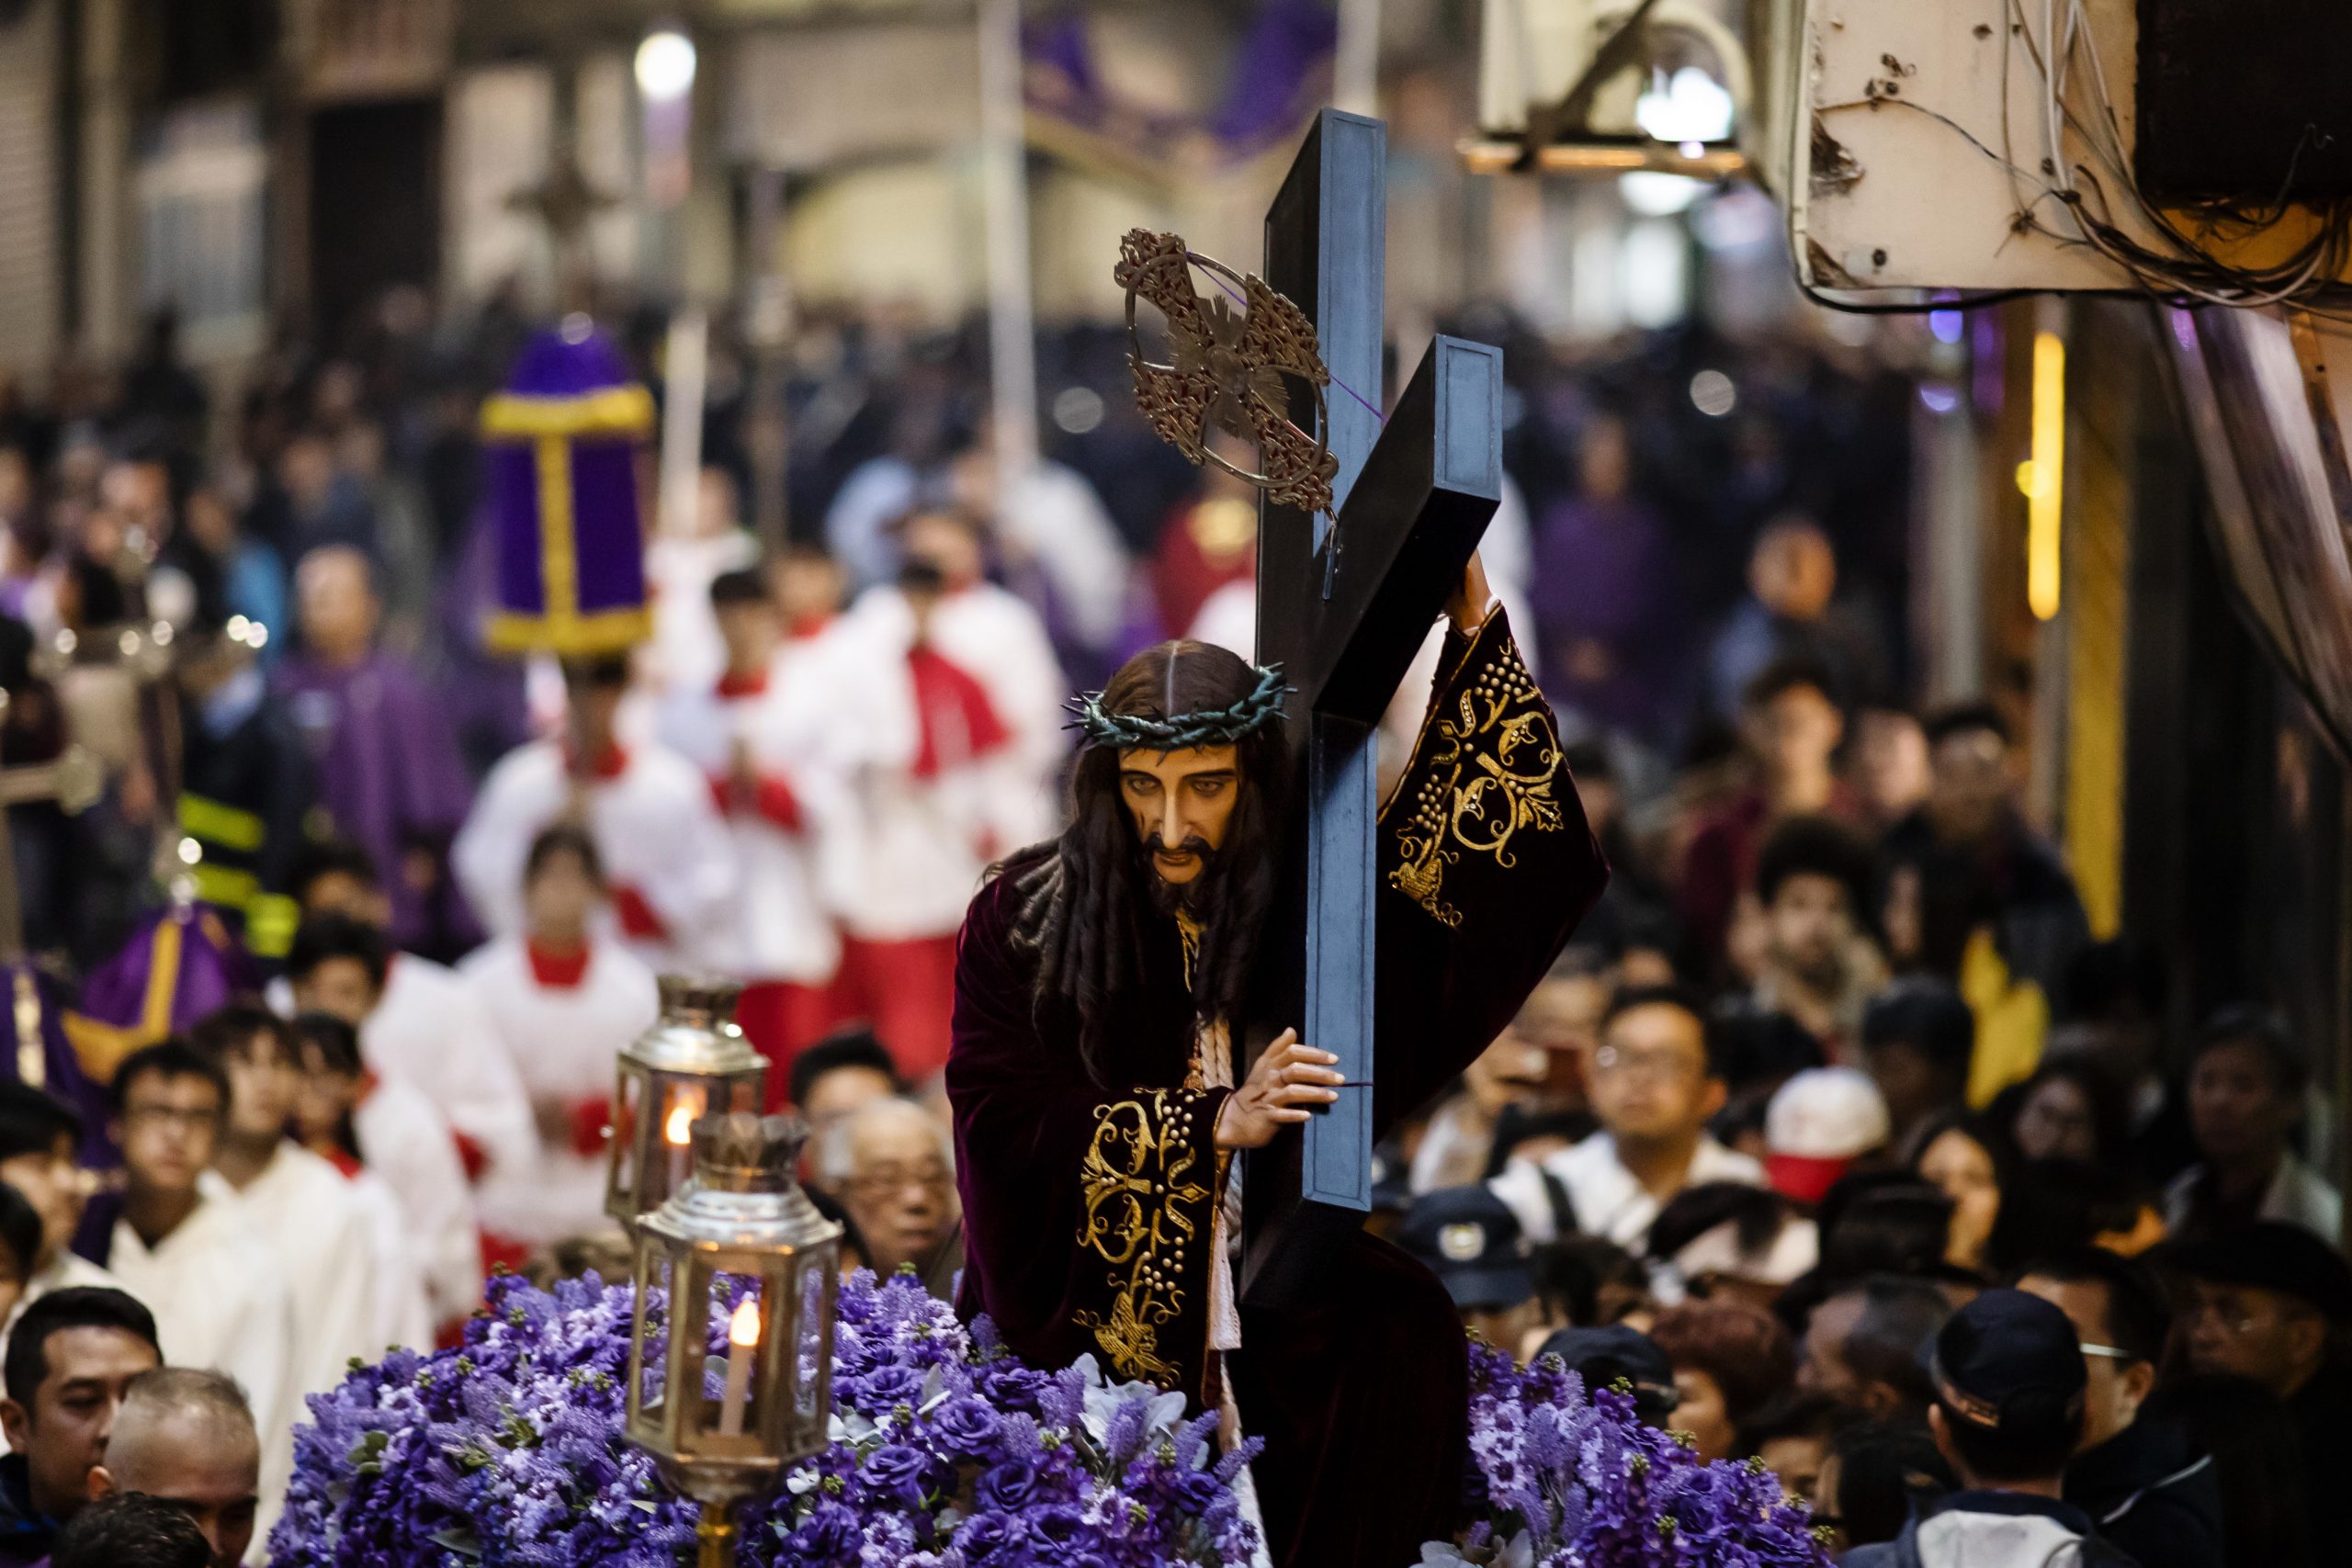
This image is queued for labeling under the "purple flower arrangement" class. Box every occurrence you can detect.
[1430,1340,1830,1568]
[270,1269,1263,1567]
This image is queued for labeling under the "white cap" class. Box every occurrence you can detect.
[1765,1066,1891,1160]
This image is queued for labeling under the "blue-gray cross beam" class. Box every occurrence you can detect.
[1242,108,1505,1308]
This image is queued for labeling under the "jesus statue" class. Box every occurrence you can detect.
[947,558,1608,1568]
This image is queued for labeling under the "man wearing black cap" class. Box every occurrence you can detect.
[1535,1324,1682,1427]
[2171,1220,2352,1564]
[1397,1187,1544,1354]
[1846,1289,2136,1568]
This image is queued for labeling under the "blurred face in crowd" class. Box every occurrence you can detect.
[1864,1042,1954,1141]
[278,434,335,511]
[93,1405,261,1568]
[1667,1367,1737,1463]
[1750,521,1837,622]
[837,1100,958,1276]
[899,510,985,592]
[1461,1032,1550,1122]
[1764,871,1855,988]
[1589,1002,1721,1147]
[0,1325,161,1519]
[300,869,391,931]
[290,958,381,1028]
[564,671,628,766]
[771,551,845,630]
[2182,1277,2326,1398]
[1917,1126,1999,1270]
[800,1065,897,1140]
[2013,1074,2099,1163]
[715,594,780,676]
[1119,744,1239,889]
[525,846,601,950]
[1747,682,1843,784]
[182,488,237,557]
[1757,1430,1831,1507]
[1795,1291,1873,1409]
[292,1040,357,1153]
[295,547,379,666]
[1577,418,1633,502]
[0,1131,87,1269]
[114,1070,223,1201]
[2018,1273,2154,1450]
[1927,725,2010,841]
[218,1029,299,1148]
[1499,972,1605,1110]
[1853,707,1930,820]
[2188,1038,2299,1171]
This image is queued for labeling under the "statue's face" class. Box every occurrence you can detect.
[1117,743,1240,886]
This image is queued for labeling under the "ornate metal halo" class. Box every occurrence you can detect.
[1114,229,1340,516]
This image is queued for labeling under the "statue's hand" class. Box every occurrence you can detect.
[1215,1029,1342,1149]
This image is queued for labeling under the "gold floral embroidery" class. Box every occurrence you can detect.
[1386,633,1565,926]
[1072,1090,1212,1384]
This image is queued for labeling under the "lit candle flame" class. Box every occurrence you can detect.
[729,1298,762,1348]
[664,1103,695,1146]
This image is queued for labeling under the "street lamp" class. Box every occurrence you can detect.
[625,1113,842,1567]
[605,978,766,1228]
[633,27,697,103]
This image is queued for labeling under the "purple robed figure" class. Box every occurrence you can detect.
[64,902,254,1079]
[277,547,477,947]
[0,963,115,1167]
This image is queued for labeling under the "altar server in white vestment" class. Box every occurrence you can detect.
[287,920,484,1331]
[286,841,534,1186]
[814,507,1063,1079]
[190,1006,379,1395]
[85,1042,296,1529]
[656,569,844,1084]
[460,824,661,1251]
[289,1010,437,1350]
[454,655,737,976]
[0,1085,120,1317]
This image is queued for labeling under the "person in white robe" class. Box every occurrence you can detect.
[288,1010,436,1350]
[94,1042,297,1540]
[284,841,535,1185]
[657,569,844,1077]
[460,824,661,1251]
[811,506,1063,1079]
[0,1085,119,1319]
[453,657,737,976]
[285,920,486,1331]
[190,1007,379,1399]
[643,469,761,700]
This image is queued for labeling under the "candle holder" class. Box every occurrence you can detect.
[625,1112,841,1566]
[605,976,766,1229]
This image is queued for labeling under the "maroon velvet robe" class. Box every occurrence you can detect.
[947,610,1607,1568]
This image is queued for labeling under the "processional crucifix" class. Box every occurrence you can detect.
[1116,108,1504,1306]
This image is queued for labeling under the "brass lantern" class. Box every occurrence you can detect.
[626,1113,841,1563]
[605,977,766,1227]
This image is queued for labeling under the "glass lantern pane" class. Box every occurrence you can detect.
[671,1256,716,1453]
[705,1269,765,1445]
[794,1255,830,1422]
[608,1067,643,1209]
[631,1247,673,1421]
[719,1067,763,1115]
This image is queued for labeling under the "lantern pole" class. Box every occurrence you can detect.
[697,1506,737,1568]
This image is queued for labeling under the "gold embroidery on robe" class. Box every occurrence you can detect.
[1073,1089,1213,1384]
[1387,631,1565,926]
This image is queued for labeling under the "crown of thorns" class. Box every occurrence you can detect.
[1068,661,1291,750]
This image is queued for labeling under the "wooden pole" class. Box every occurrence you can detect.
[976,0,1038,510]
[695,1504,735,1568]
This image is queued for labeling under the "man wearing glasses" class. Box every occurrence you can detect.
[2171,1222,2352,1565]
[1490,984,1763,1247]
[2018,1247,2222,1568]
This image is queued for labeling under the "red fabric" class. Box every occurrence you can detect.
[560,742,631,781]
[568,1097,615,1159]
[453,1131,489,1185]
[611,886,667,942]
[526,940,592,989]
[907,647,1011,779]
[1148,499,1257,635]
[834,933,959,1079]
[737,978,854,1111]
[325,1148,364,1181]
[751,775,802,832]
[716,668,770,700]
[478,1234,533,1294]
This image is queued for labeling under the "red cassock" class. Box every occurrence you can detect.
[946,611,1609,1568]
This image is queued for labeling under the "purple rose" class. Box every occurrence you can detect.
[980,1362,1049,1413]
[929,1394,1001,1452]
[854,1364,924,1409]
[859,1442,931,1506]
[975,1457,1040,1511]
[788,1501,861,1559]
[1029,1504,1088,1547]
[956,1510,1029,1565]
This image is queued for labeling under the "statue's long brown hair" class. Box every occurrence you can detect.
[1012,640,1288,1086]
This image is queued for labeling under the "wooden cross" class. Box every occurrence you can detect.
[1241,109,1504,1306]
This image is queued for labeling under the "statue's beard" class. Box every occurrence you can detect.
[1140,833,1220,919]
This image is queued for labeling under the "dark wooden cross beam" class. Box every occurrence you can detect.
[1242,108,1504,1308]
